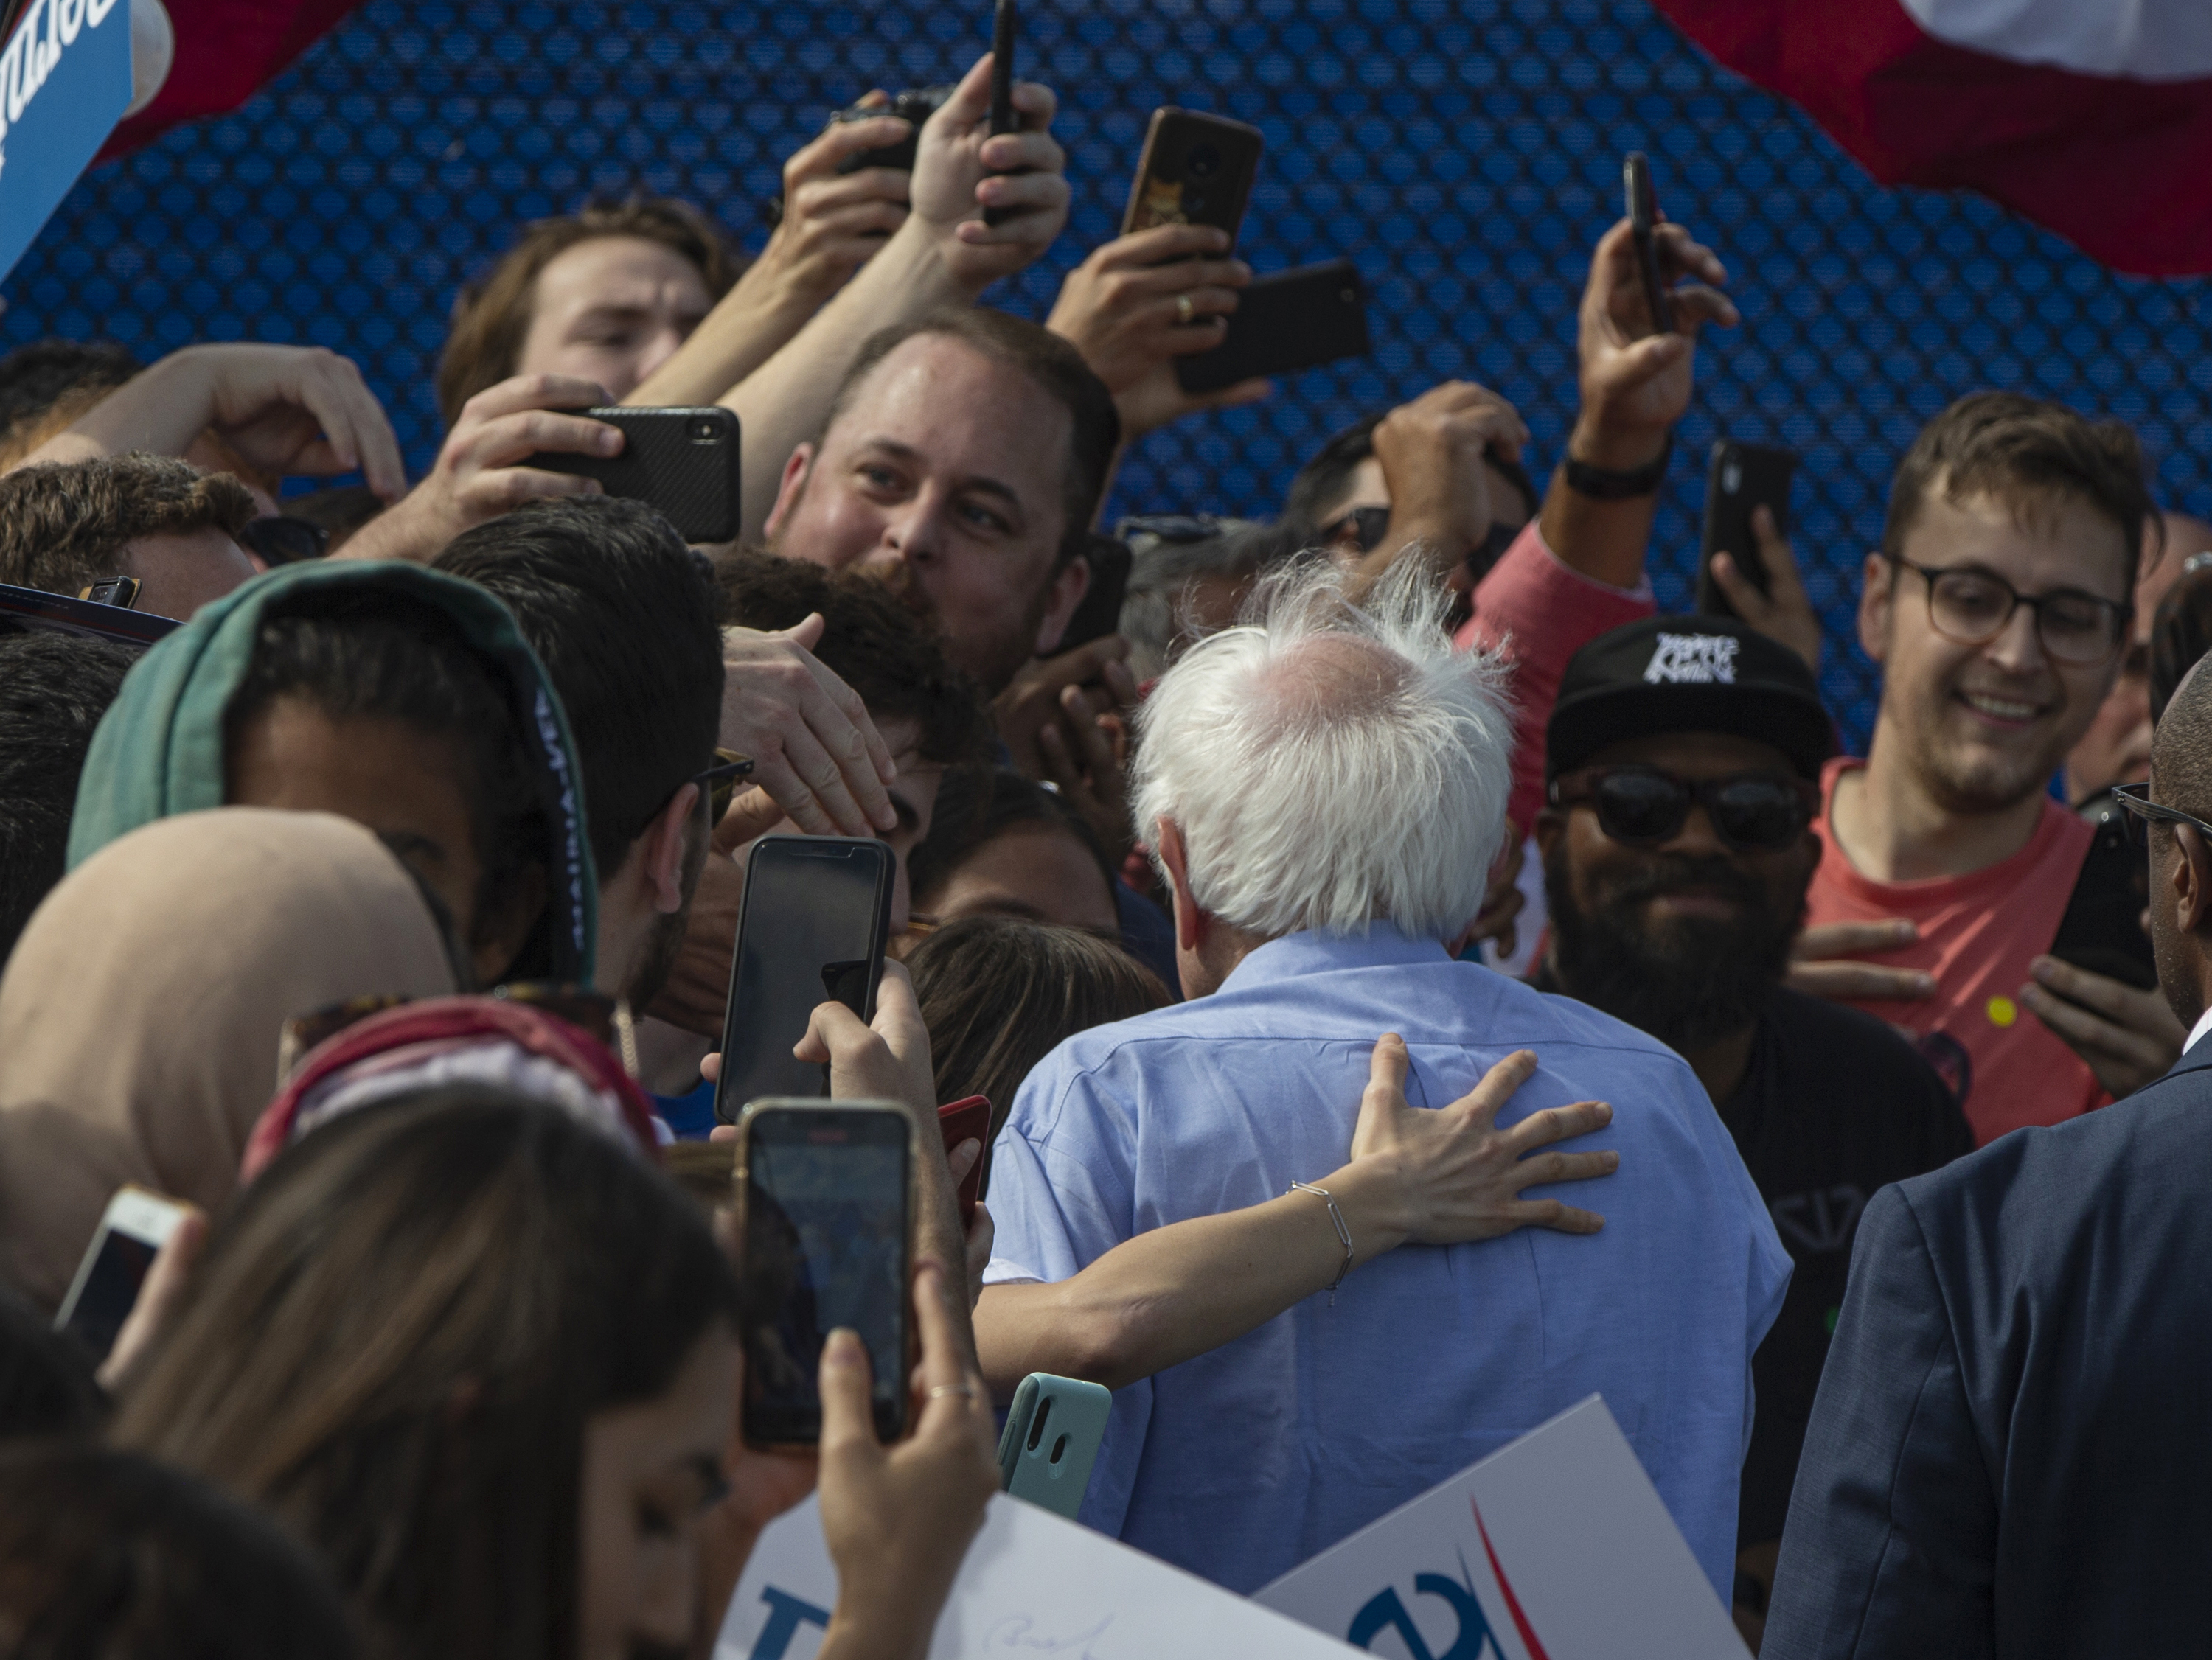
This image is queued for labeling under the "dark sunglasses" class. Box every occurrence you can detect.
[1550,765,1820,853]
[237,516,333,565]
[2110,782,2212,852]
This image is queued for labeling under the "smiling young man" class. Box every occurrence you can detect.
[1791,393,2175,1140]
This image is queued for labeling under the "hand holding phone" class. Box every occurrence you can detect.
[737,1098,916,1446]
[715,835,897,1119]
[520,407,740,544]
[55,1186,189,1365]
[1175,259,1371,394]
[1697,440,1797,617]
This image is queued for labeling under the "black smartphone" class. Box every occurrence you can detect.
[1697,441,1798,618]
[1057,532,1133,654]
[522,407,740,544]
[737,1099,914,1447]
[981,0,1020,227]
[2049,797,2158,991]
[714,835,897,1121]
[1120,108,1265,248]
[1,579,179,647]
[1624,151,1674,335]
[1175,259,1370,395]
[77,576,142,609]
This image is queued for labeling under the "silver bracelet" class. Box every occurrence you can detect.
[1287,1180,1354,1306]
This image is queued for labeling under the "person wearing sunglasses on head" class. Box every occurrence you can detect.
[1787,393,2185,1130]
[1531,613,1973,1648]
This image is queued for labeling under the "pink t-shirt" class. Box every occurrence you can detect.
[1806,757,2107,1145]
[1453,520,1656,837]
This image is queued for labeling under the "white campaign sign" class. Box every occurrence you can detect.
[1255,1395,1749,1660]
[716,1492,1363,1660]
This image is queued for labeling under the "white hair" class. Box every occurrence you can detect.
[1131,555,1513,941]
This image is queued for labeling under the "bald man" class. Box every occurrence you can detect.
[1762,655,2212,1659]
[2064,509,2212,803]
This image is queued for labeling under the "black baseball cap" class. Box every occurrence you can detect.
[1545,615,1837,782]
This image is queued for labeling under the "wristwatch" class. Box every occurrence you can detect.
[1563,434,1672,500]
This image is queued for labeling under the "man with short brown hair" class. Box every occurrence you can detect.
[0,455,257,621]
[764,306,1121,695]
[1790,391,2183,1137]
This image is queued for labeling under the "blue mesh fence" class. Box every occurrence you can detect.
[7,0,2211,747]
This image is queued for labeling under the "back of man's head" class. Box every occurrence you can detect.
[713,548,992,768]
[437,196,740,427]
[0,630,133,962]
[817,308,1120,572]
[0,456,255,600]
[0,340,141,470]
[436,498,724,876]
[1133,561,1513,940]
[1884,391,2153,587]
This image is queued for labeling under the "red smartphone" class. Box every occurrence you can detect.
[939,1094,992,1224]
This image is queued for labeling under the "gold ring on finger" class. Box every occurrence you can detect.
[928,1382,980,1401]
[1175,293,1194,325]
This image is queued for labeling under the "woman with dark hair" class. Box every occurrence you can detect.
[0,1445,360,1660]
[111,1085,995,1660]
[908,767,1124,939]
[905,915,1170,1167]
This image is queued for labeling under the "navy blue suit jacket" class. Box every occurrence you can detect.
[1761,1043,2212,1659]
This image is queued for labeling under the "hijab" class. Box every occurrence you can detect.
[0,810,459,1311]
[66,559,597,983]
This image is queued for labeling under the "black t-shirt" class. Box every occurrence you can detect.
[1719,985,1975,1546]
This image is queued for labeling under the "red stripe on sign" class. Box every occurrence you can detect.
[1471,1498,1553,1660]
[1651,0,2212,276]
[97,0,367,161]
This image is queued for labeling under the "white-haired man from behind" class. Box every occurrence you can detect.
[974,561,1790,1597]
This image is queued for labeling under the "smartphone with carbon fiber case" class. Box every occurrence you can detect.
[1174,259,1369,394]
[524,407,740,544]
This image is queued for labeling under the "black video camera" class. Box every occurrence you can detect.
[829,86,953,174]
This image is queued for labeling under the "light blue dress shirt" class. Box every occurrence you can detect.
[984,924,1791,1597]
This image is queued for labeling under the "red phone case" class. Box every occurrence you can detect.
[938,1095,992,1224]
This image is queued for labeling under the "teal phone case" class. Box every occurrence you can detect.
[995,1372,1112,1520]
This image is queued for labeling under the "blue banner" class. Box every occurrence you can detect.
[0,0,133,283]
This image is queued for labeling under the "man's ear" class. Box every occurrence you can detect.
[1858,551,1893,666]
[762,443,816,543]
[1155,815,1206,955]
[2174,823,2211,937]
[642,784,700,916]
[1033,549,1092,658]
[1532,806,1566,863]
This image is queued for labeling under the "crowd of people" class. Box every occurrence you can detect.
[4,44,2211,1660]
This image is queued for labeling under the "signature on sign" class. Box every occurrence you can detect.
[983,1614,1116,1659]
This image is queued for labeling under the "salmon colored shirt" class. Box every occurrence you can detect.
[1806,757,2107,1145]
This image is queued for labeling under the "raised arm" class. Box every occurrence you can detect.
[16,343,406,500]
[633,52,1070,545]
[620,108,917,408]
[1538,216,1735,587]
[973,1039,1617,1396]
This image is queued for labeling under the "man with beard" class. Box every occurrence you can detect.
[1534,615,1972,1645]
[435,498,727,1010]
[1786,394,2183,1129]
[761,305,1119,700]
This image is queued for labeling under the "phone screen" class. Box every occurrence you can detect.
[717,837,893,1118]
[741,1107,911,1445]
[57,1227,159,1363]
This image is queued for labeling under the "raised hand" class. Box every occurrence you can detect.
[909,52,1070,296]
